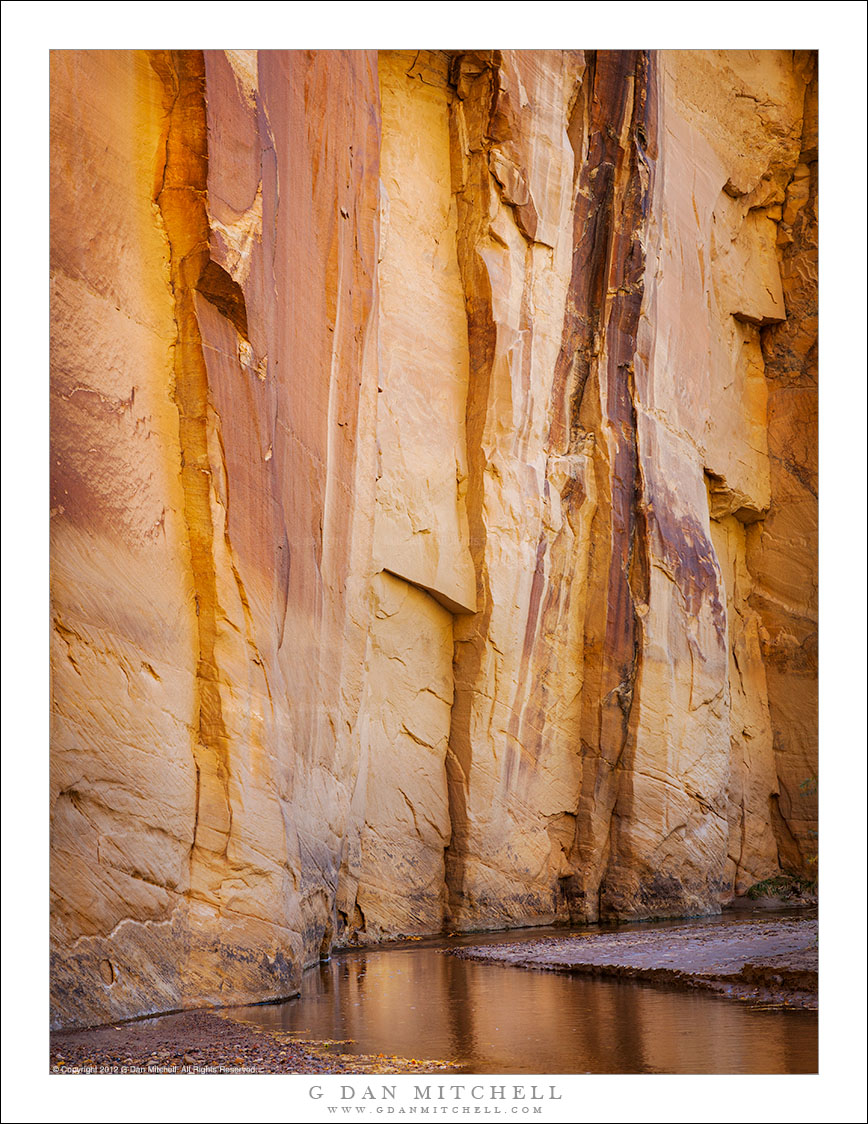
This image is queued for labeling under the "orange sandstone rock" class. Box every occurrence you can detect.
[51,48,382,1027]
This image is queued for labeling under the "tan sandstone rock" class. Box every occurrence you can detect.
[50,48,817,1027]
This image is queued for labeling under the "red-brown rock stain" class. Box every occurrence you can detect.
[543,51,658,920]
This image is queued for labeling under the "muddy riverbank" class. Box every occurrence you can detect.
[450,915,818,1009]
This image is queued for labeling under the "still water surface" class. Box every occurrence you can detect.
[232,917,817,1075]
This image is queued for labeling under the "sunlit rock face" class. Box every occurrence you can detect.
[50,48,817,1026]
[50,48,383,1028]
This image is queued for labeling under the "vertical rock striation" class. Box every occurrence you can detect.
[50,48,817,1027]
[339,52,475,944]
[750,54,818,875]
[51,48,383,1027]
[445,48,593,929]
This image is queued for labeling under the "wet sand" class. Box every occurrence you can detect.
[449,915,818,1009]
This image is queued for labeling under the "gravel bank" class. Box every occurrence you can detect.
[50,1009,457,1075]
[449,916,818,1009]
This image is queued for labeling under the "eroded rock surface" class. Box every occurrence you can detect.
[50,49,817,1026]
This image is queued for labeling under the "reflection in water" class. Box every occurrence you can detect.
[233,929,817,1075]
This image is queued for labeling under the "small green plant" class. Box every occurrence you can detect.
[746,873,816,900]
[799,774,819,874]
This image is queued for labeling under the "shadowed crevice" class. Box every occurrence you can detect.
[196,258,250,341]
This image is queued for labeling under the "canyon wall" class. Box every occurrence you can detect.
[50,49,818,1027]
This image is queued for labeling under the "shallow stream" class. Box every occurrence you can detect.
[231,912,817,1074]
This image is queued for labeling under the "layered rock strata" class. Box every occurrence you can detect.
[50,48,817,1027]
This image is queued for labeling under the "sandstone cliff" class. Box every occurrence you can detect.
[50,48,818,1028]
